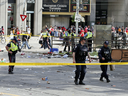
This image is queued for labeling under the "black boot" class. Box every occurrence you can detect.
[106,79,111,83]
[74,79,78,85]
[79,81,85,85]
[100,77,104,82]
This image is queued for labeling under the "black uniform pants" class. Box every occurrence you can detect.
[88,38,92,52]
[100,65,109,79]
[75,61,86,82]
[64,38,70,52]
[8,54,16,72]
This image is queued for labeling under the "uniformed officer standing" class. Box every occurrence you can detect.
[98,41,112,83]
[42,29,50,49]
[63,31,70,52]
[73,37,91,85]
[70,30,76,52]
[84,30,93,52]
[6,37,21,74]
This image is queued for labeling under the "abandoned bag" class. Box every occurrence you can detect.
[110,65,115,71]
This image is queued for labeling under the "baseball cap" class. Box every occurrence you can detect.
[104,41,109,45]
[80,37,86,41]
[12,37,18,42]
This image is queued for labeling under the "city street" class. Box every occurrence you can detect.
[0,37,128,96]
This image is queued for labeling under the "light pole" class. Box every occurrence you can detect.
[76,0,79,36]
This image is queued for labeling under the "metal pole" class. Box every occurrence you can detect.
[76,0,79,36]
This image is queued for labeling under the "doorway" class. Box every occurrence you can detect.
[26,13,34,35]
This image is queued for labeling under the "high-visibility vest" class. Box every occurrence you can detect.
[63,32,70,37]
[9,42,18,51]
[86,32,92,39]
[70,33,76,37]
[42,32,48,38]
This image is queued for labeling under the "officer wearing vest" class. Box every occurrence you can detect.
[98,41,112,83]
[6,37,21,74]
[73,37,91,85]
[63,31,70,52]
[42,29,50,49]
[70,30,76,52]
[84,30,93,52]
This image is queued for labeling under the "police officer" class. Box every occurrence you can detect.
[6,37,21,74]
[73,37,91,85]
[98,41,112,83]
[70,30,76,52]
[42,29,50,49]
[84,30,93,52]
[63,31,70,52]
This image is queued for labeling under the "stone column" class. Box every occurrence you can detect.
[34,0,42,35]
[16,0,27,31]
[0,0,8,35]
[90,0,96,26]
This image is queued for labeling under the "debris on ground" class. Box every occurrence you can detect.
[63,54,68,58]
[42,77,48,81]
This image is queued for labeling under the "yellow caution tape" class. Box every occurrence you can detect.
[0,62,127,66]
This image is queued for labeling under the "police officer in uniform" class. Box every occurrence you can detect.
[70,30,76,52]
[84,30,93,52]
[98,41,112,83]
[63,31,70,52]
[6,37,21,74]
[42,29,50,49]
[73,37,91,85]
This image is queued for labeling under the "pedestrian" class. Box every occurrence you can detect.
[1,26,4,35]
[84,30,93,52]
[122,31,127,48]
[21,32,31,49]
[6,37,21,74]
[39,30,43,48]
[73,37,91,85]
[27,26,31,41]
[98,41,112,83]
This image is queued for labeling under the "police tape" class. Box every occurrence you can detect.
[0,62,127,66]
[5,35,81,39]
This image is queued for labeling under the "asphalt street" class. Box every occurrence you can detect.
[0,37,128,96]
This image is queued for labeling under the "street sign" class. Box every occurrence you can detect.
[75,14,85,22]
[20,15,27,21]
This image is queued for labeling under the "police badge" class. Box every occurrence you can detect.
[52,0,58,3]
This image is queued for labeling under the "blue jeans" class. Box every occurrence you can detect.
[21,41,30,49]
[54,31,58,37]
[75,61,86,82]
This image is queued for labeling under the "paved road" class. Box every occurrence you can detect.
[0,37,128,96]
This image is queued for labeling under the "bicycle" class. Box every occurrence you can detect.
[0,33,6,44]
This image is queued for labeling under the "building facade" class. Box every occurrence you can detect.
[0,0,128,35]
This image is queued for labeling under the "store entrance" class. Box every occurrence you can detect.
[26,13,34,35]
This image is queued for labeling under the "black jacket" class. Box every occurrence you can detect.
[98,46,112,63]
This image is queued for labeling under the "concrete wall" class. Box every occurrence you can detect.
[107,0,126,27]
[16,0,27,31]
[42,16,70,29]
[0,0,8,35]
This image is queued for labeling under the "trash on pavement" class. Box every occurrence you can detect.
[42,77,48,81]
[47,81,50,84]
[111,85,116,87]
[85,88,90,90]
[63,54,68,58]
[21,52,25,55]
